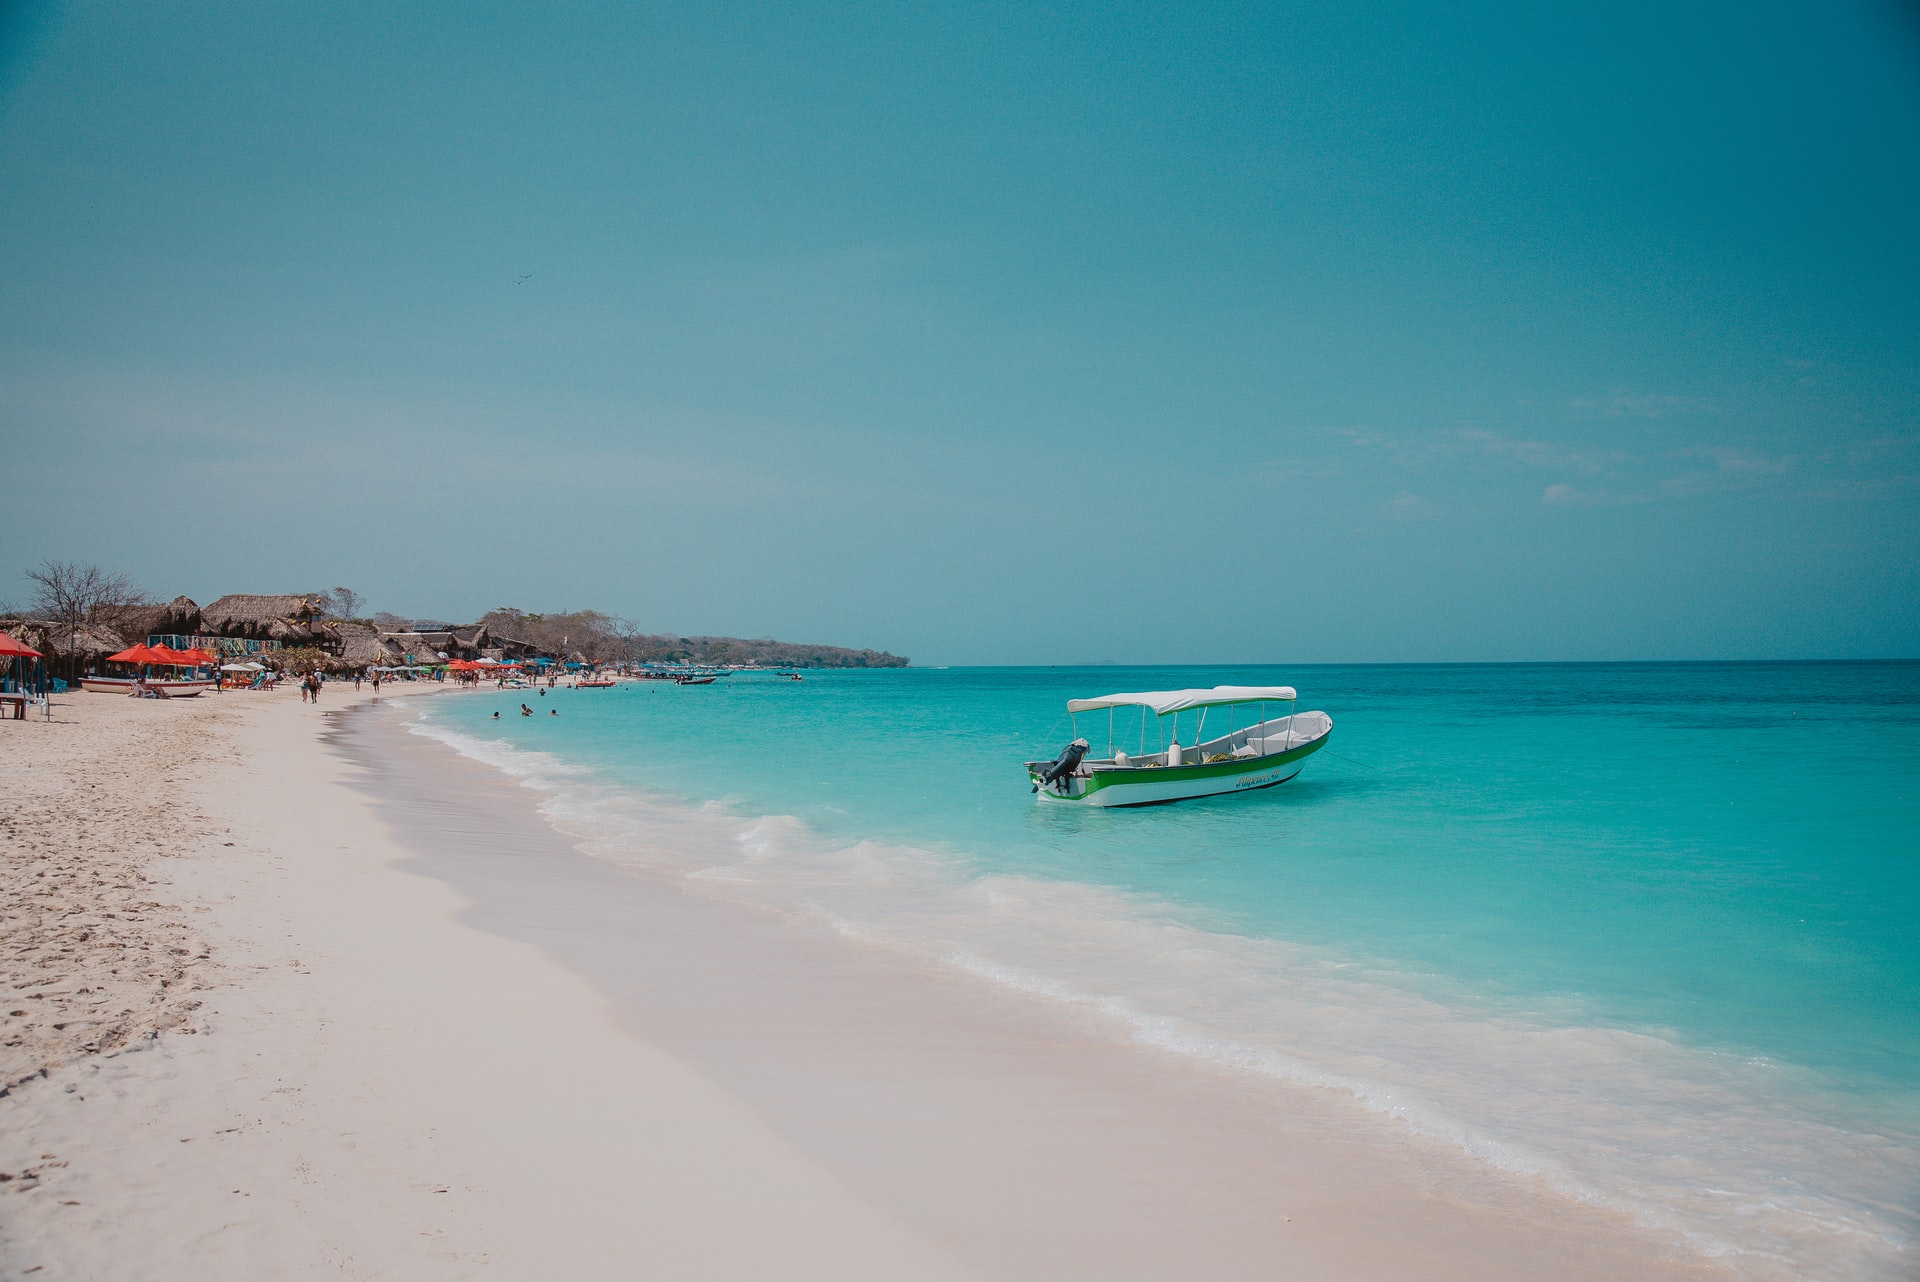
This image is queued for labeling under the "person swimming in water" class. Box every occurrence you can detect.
[520,703,533,716]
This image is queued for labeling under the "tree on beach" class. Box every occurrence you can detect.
[474,603,907,668]
[316,586,364,621]
[24,560,146,680]
[478,606,624,663]
[611,615,650,662]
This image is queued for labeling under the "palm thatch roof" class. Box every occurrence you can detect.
[380,631,456,662]
[335,622,407,668]
[486,632,553,660]
[92,595,201,642]
[0,618,128,658]
[201,593,324,641]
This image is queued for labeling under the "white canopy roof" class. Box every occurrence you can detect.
[1067,685,1297,715]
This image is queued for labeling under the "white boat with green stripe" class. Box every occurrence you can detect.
[1026,685,1332,807]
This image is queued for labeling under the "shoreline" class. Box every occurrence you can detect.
[2,684,1732,1278]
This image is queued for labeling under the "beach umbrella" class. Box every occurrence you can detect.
[0,632,48,710]
[145,646,204,667]
[106,643,167,664]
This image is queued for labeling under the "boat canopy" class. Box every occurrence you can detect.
[1066,685,1298,715]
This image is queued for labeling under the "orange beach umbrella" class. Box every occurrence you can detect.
[145,646,200,666]
[0,631,42,659]
[106,643,168,664]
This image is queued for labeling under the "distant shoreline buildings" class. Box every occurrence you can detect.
[1,591,908,677]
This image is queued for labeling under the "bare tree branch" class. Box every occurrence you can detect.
[23,561,147,678]
[25,560,145,627]
[317,586,365,620]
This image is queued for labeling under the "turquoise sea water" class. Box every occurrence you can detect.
[413,662,1919,1279]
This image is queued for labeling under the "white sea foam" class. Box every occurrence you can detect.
[405,712,1917,1281]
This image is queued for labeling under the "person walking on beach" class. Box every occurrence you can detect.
[299,674,310,704]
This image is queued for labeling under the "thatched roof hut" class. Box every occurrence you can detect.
[335,622,407,669]
[202,593,327,645]
[92,595,201,643]
[380,631,456,664]
[0,619,128,660]
[486,633,553,661]
[446,625,490,658]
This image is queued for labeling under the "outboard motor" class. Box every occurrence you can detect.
[1036,738,1091,792]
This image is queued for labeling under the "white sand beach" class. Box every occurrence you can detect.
[1,686,1734,1280]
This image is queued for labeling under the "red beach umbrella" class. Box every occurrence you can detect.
[147,646,203,667]
[107,643,167,664]
[0,631,42,659]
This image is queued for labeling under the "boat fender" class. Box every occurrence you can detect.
[1167,740,1182,767]
[1040,738,1091,791]
[1113,750,1130,768]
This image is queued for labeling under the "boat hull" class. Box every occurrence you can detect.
[1029,728,1331,806]
[80,676,216,697]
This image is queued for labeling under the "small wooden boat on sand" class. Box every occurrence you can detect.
[80,676,216,697]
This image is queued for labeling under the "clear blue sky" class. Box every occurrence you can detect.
[2,2,1915,663]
